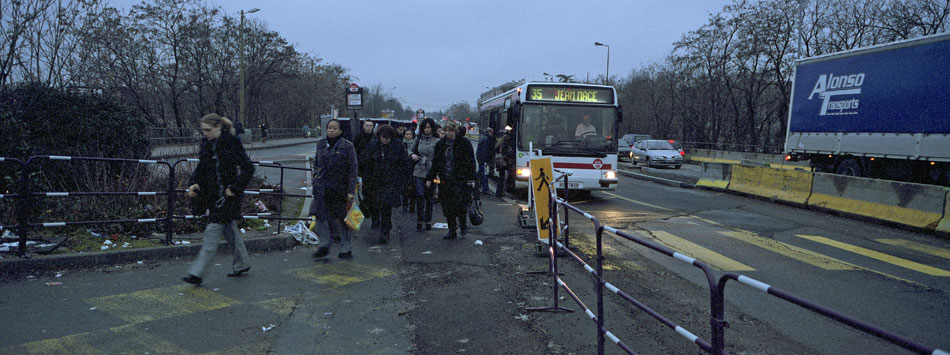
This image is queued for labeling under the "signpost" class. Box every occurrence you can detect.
[345,83,362,140]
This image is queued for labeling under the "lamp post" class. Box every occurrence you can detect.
[390,86,397,118]
[594,41,610,85]
[240,8,260,131]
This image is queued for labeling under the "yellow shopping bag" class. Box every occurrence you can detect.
[344,203,364,231]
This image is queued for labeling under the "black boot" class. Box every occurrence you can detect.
[416,223,423,232]
[313,246,329,258]
[460,219,468,236]
[380,229,390,244]
[442,230,457,239]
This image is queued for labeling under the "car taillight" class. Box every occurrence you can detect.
[679,151,685,156]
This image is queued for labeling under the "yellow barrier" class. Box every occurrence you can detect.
[931,189,950,234]
[728,165,813,205]
[696,162,731,190]
[808,173,947,230]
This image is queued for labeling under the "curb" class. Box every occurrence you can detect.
[0,235,297,279]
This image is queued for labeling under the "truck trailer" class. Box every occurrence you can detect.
[784,32,950,186]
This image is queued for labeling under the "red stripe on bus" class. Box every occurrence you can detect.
[553,163,612,170]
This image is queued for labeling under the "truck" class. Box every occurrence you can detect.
[784,32,950,186]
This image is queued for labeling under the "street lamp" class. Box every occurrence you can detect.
[240,8,260,131]
[594,41,610,85]
[390,86,397,118]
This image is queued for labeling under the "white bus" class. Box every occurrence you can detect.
[478,82,622,192]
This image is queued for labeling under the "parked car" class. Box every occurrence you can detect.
[631,139,683,169]
[619,134,651,161]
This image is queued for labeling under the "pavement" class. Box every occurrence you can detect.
[150,137,320,160]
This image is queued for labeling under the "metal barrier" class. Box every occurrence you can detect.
[535,183,949,354]
[1,155,312,257]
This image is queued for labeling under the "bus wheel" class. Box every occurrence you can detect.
[836,158,863,177]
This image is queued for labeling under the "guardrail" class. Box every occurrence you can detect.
[0,155,312,257]
[534,180,947,354]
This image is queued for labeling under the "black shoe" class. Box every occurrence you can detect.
[416,223,423,232]
[460,227,468,236]
[425,223,432,231]
[495,193,503,197]
[227,267,251,277]
[338,251,352,259]
[380,230,390,244]
[313,247,329,259]
[182,274,202,285]
[442,231,457,240]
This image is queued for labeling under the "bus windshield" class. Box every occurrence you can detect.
[519,104,617,155]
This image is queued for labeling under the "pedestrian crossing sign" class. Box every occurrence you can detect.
[530,157,556,243]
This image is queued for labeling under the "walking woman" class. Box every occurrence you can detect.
[311,119,359,259]
[360,124,410,243]
[409,118,440,231]
[495,131,514,197]
[426,120,476,239]
[401,128,416,213]
[183,114,255,285]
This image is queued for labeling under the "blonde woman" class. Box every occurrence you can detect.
[183,113,255,285]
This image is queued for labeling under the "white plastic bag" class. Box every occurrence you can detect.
[284,221,319,245]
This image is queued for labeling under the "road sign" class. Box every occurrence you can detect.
[530,157,556,243]
[345,83,362,110]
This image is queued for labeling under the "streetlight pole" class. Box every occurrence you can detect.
[594,42,610,85]
[391,86,396,118]
[240,8,259,132]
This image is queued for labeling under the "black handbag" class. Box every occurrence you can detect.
[468,188,484,226]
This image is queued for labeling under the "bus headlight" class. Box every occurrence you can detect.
[603,170,617,179]
[517,168,531,178]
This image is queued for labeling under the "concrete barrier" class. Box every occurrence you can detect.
[808,173,949,230]
[938,190,950,235]
[728,164,814,205]
[696,162,732,190]
[687,149,810,171]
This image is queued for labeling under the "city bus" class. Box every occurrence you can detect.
[477,82,621,192]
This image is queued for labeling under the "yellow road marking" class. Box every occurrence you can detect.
[9,324,188,355]
[717,231,857,270]
[286,262,394,287]
[650,231,754,271]
[797,235,950,277]
[87,284,240,324]
[691,216,923,285]
[601,191,671,211]
[875,239,950,260]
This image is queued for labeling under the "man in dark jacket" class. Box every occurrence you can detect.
[352,120,378,227]
[426,120,476,239]
[475,128,495,195]
[360,124,410,243]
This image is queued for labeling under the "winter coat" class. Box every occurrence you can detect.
[309,137,358,219]
[360,139,411,211]
[476,134,496,165]
[189,132,255,223]
[409,133,439,179]
[427,137,476,217]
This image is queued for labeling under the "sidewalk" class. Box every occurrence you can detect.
[151,137,319,160]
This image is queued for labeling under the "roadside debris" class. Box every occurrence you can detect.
[262,324,276,332]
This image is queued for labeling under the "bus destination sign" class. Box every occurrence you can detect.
[526,85,613,104]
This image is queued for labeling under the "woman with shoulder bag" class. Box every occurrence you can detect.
[310,119,359,259]
[409,118,440,232]
[183,114,255,285]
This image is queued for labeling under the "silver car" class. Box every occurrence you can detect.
[631,139,683,169]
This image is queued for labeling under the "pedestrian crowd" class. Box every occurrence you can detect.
[309,117,513,260]
[181,113,514,283]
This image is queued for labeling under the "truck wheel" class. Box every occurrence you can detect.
[836,159,863,177]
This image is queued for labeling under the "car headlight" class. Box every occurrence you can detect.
[603,170,616,179]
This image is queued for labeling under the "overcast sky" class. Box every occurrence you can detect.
[119,0,733,112]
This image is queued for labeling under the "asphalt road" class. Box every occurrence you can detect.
[3,141,948,354]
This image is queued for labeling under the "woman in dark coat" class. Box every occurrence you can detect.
[183,113,255,285]
[360,124,410,243]
[426,120,476,239]
[310,119,359,259]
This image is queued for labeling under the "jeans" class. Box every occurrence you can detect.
[414,177,433,223]
[478,162,491,194]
